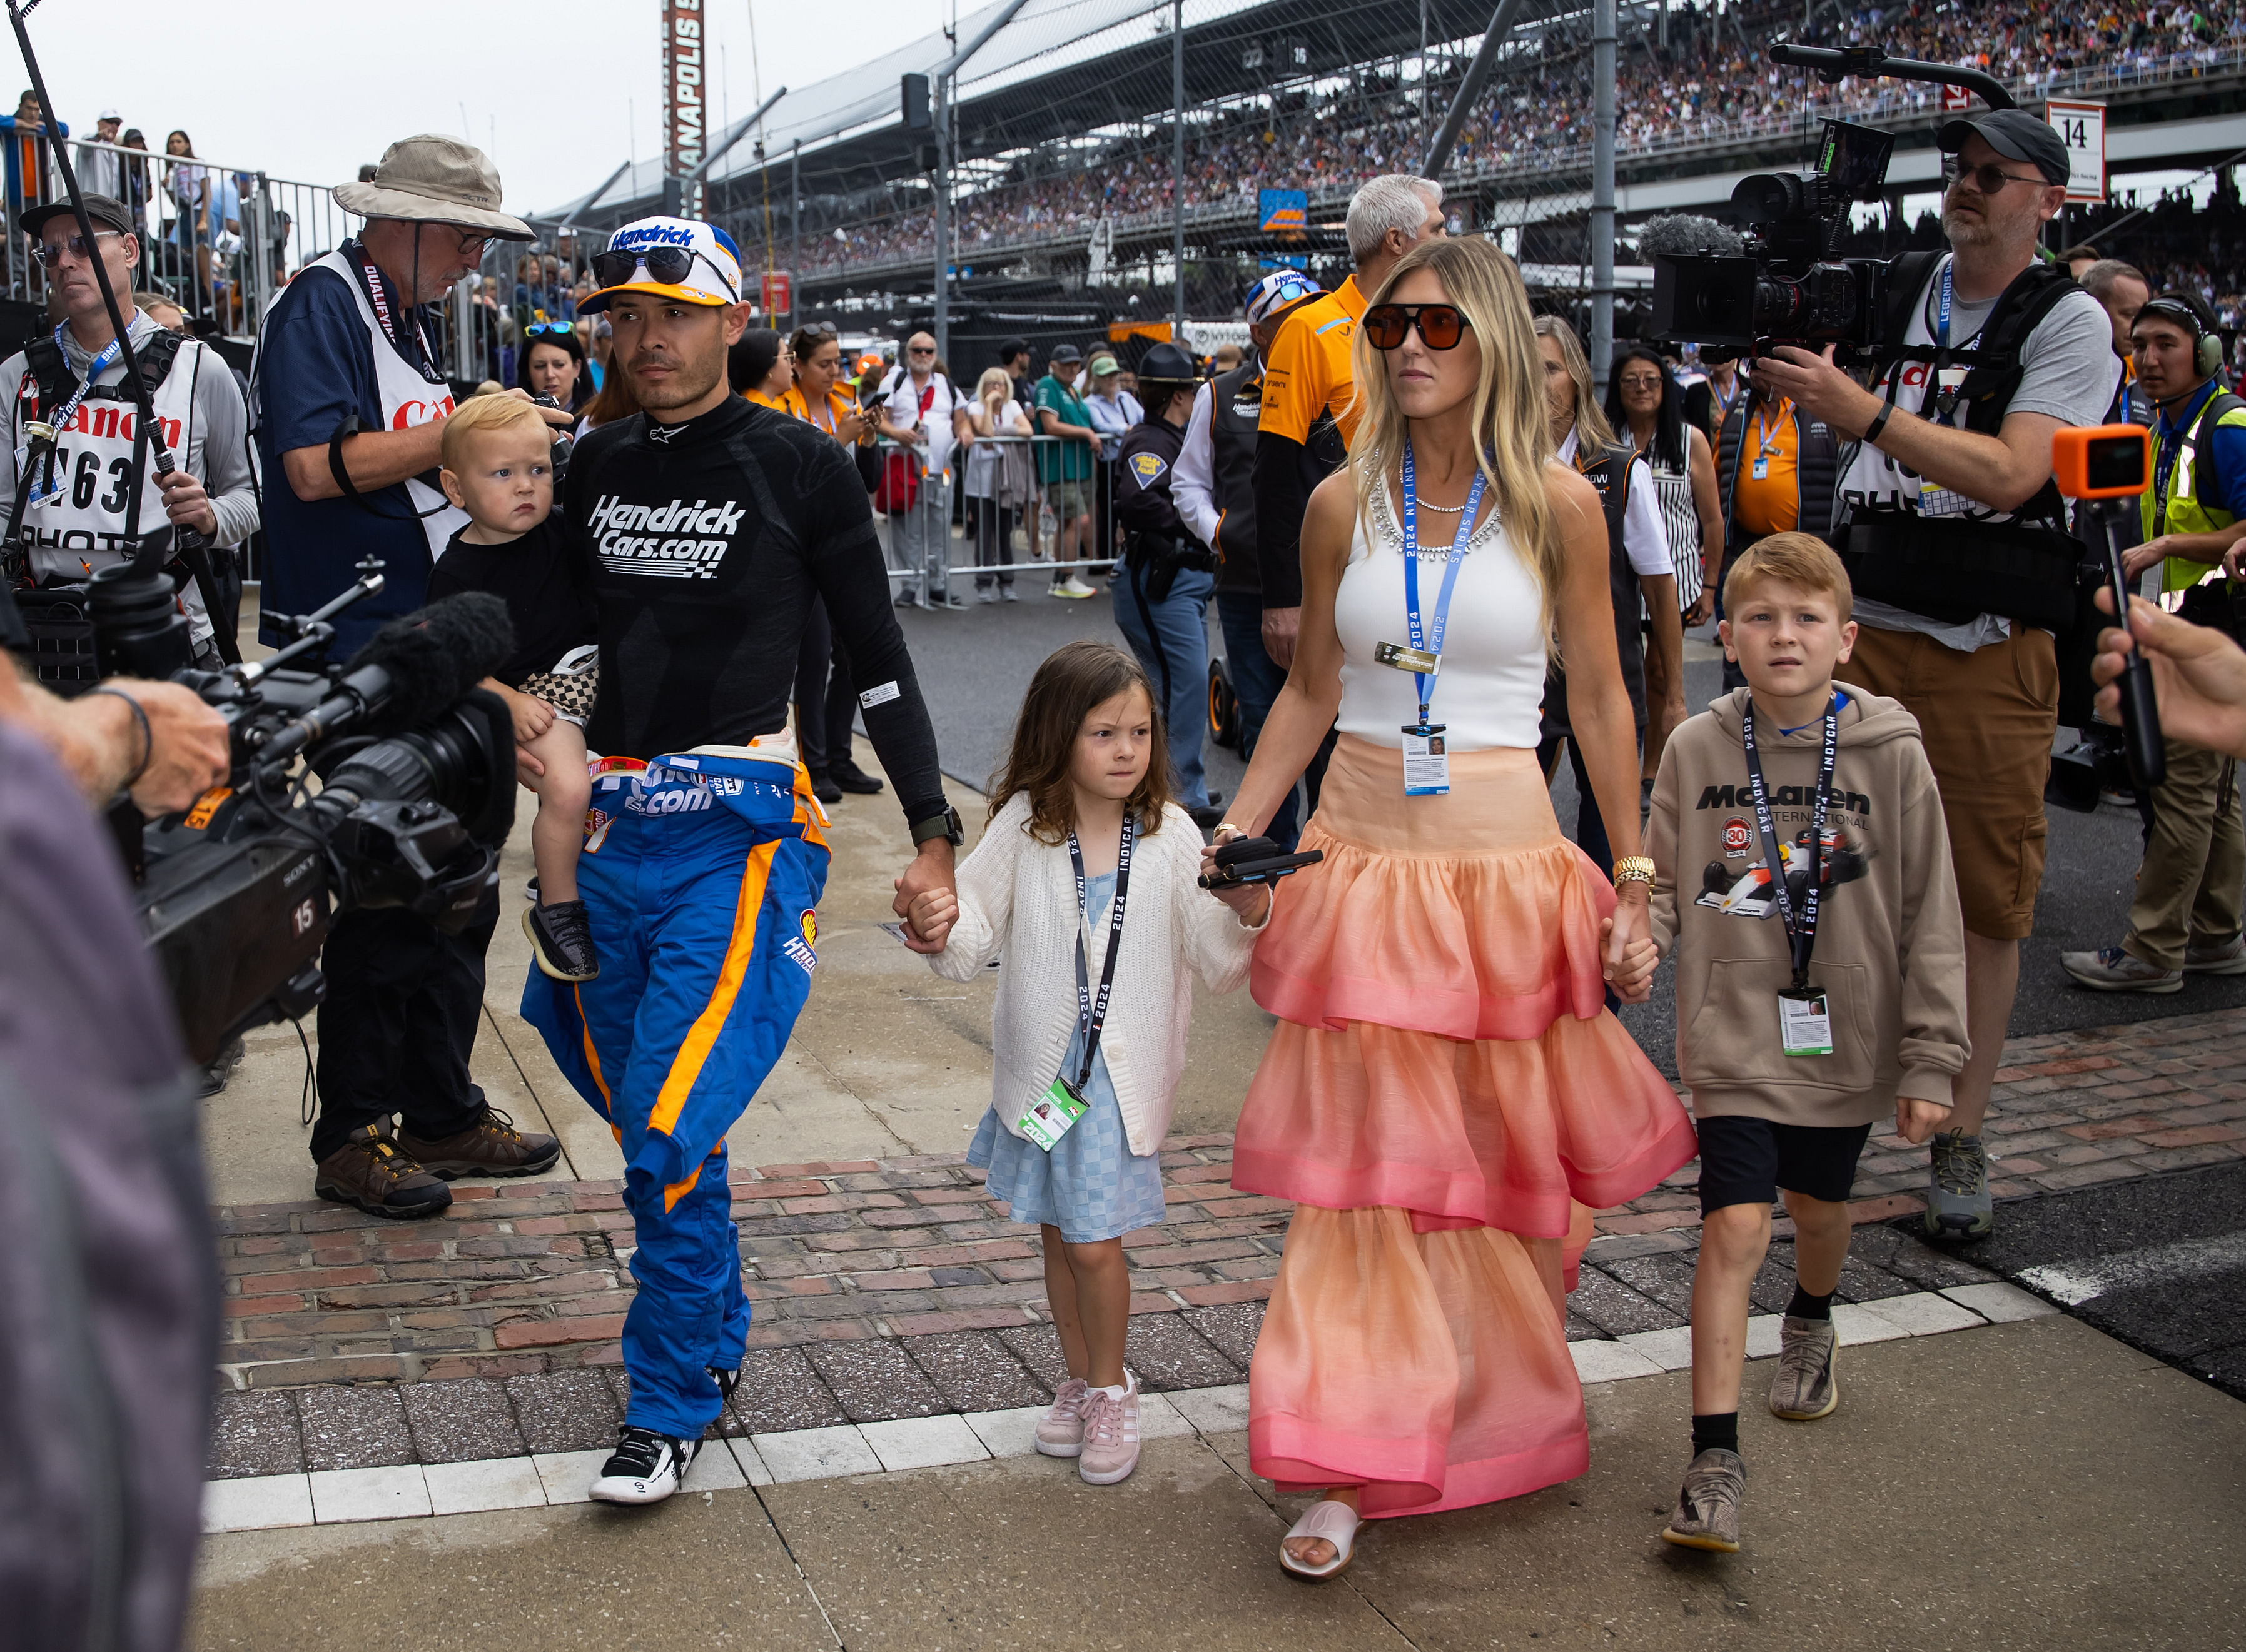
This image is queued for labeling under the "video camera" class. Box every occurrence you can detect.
[1649,44,2016,362]
[99,575,521,1067]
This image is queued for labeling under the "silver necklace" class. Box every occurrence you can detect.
[1412,495,1468,513]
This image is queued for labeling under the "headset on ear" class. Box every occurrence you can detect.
[2198,329,2227,380]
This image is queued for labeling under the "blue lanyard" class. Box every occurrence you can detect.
[43,322,124,435]
[2152,381,2220,536]
[1935,259,1953,350]
[1399,438,1486,727]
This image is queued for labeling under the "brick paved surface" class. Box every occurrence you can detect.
[208,1009,2246,1478]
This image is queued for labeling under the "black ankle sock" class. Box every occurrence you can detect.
[1787,1284,1836,1321]
[1691,1412,1739,1457]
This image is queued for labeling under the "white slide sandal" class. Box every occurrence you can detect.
[1279,1498,1361,1581]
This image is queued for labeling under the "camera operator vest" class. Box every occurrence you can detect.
[1208,360,1261,594]
[1835,250,2085,632]
[6,323,218,642]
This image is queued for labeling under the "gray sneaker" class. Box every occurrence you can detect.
[2185,933,2246,974]
[2060,944,2182,994]
[1661,1448,1745,1553]
[1768,1314,1839,1420]
[1924,1129,1993,1241]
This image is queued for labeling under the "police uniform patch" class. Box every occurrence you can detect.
[1128,451,1168,486]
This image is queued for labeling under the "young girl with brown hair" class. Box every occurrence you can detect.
[906,640,1269,1486]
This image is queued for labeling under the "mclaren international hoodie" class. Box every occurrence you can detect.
[1646,686,1970,1126]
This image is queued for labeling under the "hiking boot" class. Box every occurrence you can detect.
[523,899,600,982]
[832,762,884,796]
[1661,1448,1745,1553]
[1923,1129,1993,1241]
[2185,933,2246,975]
[398,1107,562,1181]
[314,1124,452,1220]
[2060,944,2182,994]
[1035,1378,1090,1458]
[1768,1315,1839,1421]
[1078,1375,1141,1486]
[589,1426,699,1505]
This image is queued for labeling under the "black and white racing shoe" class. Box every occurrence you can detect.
[588,1426,700,1505]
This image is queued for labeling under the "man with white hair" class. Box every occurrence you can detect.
[1252,174,1444,675]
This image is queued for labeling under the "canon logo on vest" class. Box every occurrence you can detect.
[589,491,747,580]
[50,403,185,450]
[390,394,455,430]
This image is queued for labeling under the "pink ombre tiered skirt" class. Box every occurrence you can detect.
[1237,735,1696,1518]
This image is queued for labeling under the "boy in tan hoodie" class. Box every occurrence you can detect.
[1611,533,1969,1554]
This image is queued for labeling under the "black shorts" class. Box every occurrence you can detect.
[1695,1116,1873,1214]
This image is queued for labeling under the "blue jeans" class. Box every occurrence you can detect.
[1215,588,1300,849]
[1113,560,1213,809]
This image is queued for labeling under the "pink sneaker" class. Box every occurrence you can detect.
[1077,1375,1141,1485]
[1036,1378,1090,1458]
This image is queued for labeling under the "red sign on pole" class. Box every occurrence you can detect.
[761,271,793,317]
[662,1,705,216]
[1941,83,1975,112]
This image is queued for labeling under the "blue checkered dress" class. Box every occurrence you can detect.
[967,872,1168,1243]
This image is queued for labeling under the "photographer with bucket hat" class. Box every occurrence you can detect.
[253,134,567,1222]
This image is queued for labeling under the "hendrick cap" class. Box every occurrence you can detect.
[1243,268,1319,328]
[1937,109,2071,186]
[333,134,532,239]
[579,216,744,313]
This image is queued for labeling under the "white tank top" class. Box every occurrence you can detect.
[1333,476,1548,751]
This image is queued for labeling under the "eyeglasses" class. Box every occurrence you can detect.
[590,244,739,303]
[1946,161,2045,195]
[35,229,122,267]
[1363,303,1471,351]
[908,345,936,356]
[1617,372,1666,390]
[524,321,575,338]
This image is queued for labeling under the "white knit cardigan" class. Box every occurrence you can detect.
[929,794,1265,1157]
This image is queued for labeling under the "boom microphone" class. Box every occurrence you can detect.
[341,593,517,735]
[1635,213,1744,259]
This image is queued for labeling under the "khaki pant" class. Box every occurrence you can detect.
[2124,736,2245,970]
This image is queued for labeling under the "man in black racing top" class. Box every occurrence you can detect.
[518,214,958,1507]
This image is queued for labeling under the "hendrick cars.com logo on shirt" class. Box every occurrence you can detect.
[588,493,746,579]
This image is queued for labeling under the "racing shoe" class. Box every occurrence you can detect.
[1661,1448,1745,1553]
[314,1124,452,1220]
[2060,944,2182,994]
[524,899,600,981]
[1923,1128,1993,1241]
[2185,933,2246,975]
[589,1426,700,1505]
[399,1107,562,1181]
[1767,1315,1839,1420]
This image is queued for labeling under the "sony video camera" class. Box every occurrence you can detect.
[76,560,521,1065]
[1649,118,1897,363]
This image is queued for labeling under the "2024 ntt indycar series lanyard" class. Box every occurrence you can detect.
[1740,696,1839,1057]
[1375,438,1485,797]
[1018,813,1136,1151]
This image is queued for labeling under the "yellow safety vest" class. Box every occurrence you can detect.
[2144,386,2246,593]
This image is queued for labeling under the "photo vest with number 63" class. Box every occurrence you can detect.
[8,323,213,635]
[1834,251,2088,632]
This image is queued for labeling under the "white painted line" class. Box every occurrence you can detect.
[1830,1303,1911,1347]
[1854,1292,1986,1337]
[202,1473,313,1533]
[861,1414,992,1472]
[1941,1281,2061,1322]
[1166,1383,1251,1434]
[1617,1326,1696,1371]
[2016,1230,2246,1307]
[308,1465,432,1524]
[532,1449,610,1506]
[1571,1339,1666,1384]
[752,1424,882,1483]
[423,1457,547,1517]
[961,1404,1050,1459]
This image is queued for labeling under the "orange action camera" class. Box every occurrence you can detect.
[2053,424,2152,501]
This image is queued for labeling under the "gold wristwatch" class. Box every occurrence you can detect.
[1611,855,1656,887]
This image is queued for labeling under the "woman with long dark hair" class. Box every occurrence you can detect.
[516,320,588,412]
[163,129,210,310]
[1212,236,1694,1576]
[1604,344,1724,784]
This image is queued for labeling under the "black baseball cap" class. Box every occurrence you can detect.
[998,336,1030,361]
[1050,342,1084,365]
[21,192,133,240]
[1936,109,2070,186]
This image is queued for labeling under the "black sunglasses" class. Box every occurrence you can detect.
[1946,161,2046,195]
[590,244,739,302]
[1363,303,1471,352]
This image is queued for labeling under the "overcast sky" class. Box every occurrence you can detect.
[21,0,941,216]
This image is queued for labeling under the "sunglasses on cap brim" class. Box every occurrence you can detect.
[1363,303,1471,351]
[590,244,738,303]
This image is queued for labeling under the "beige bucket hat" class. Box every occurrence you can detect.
[333,134,532,240]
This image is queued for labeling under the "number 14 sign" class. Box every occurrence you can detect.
[2048,99,2107,203]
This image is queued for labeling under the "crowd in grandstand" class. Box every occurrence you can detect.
[784,0,2246,280]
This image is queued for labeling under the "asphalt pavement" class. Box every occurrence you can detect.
[889,583,2246,1078]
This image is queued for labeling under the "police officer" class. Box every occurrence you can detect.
[1115,340,1220,816]
[2063,291,2246,997]
[1176,271,1321,847]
